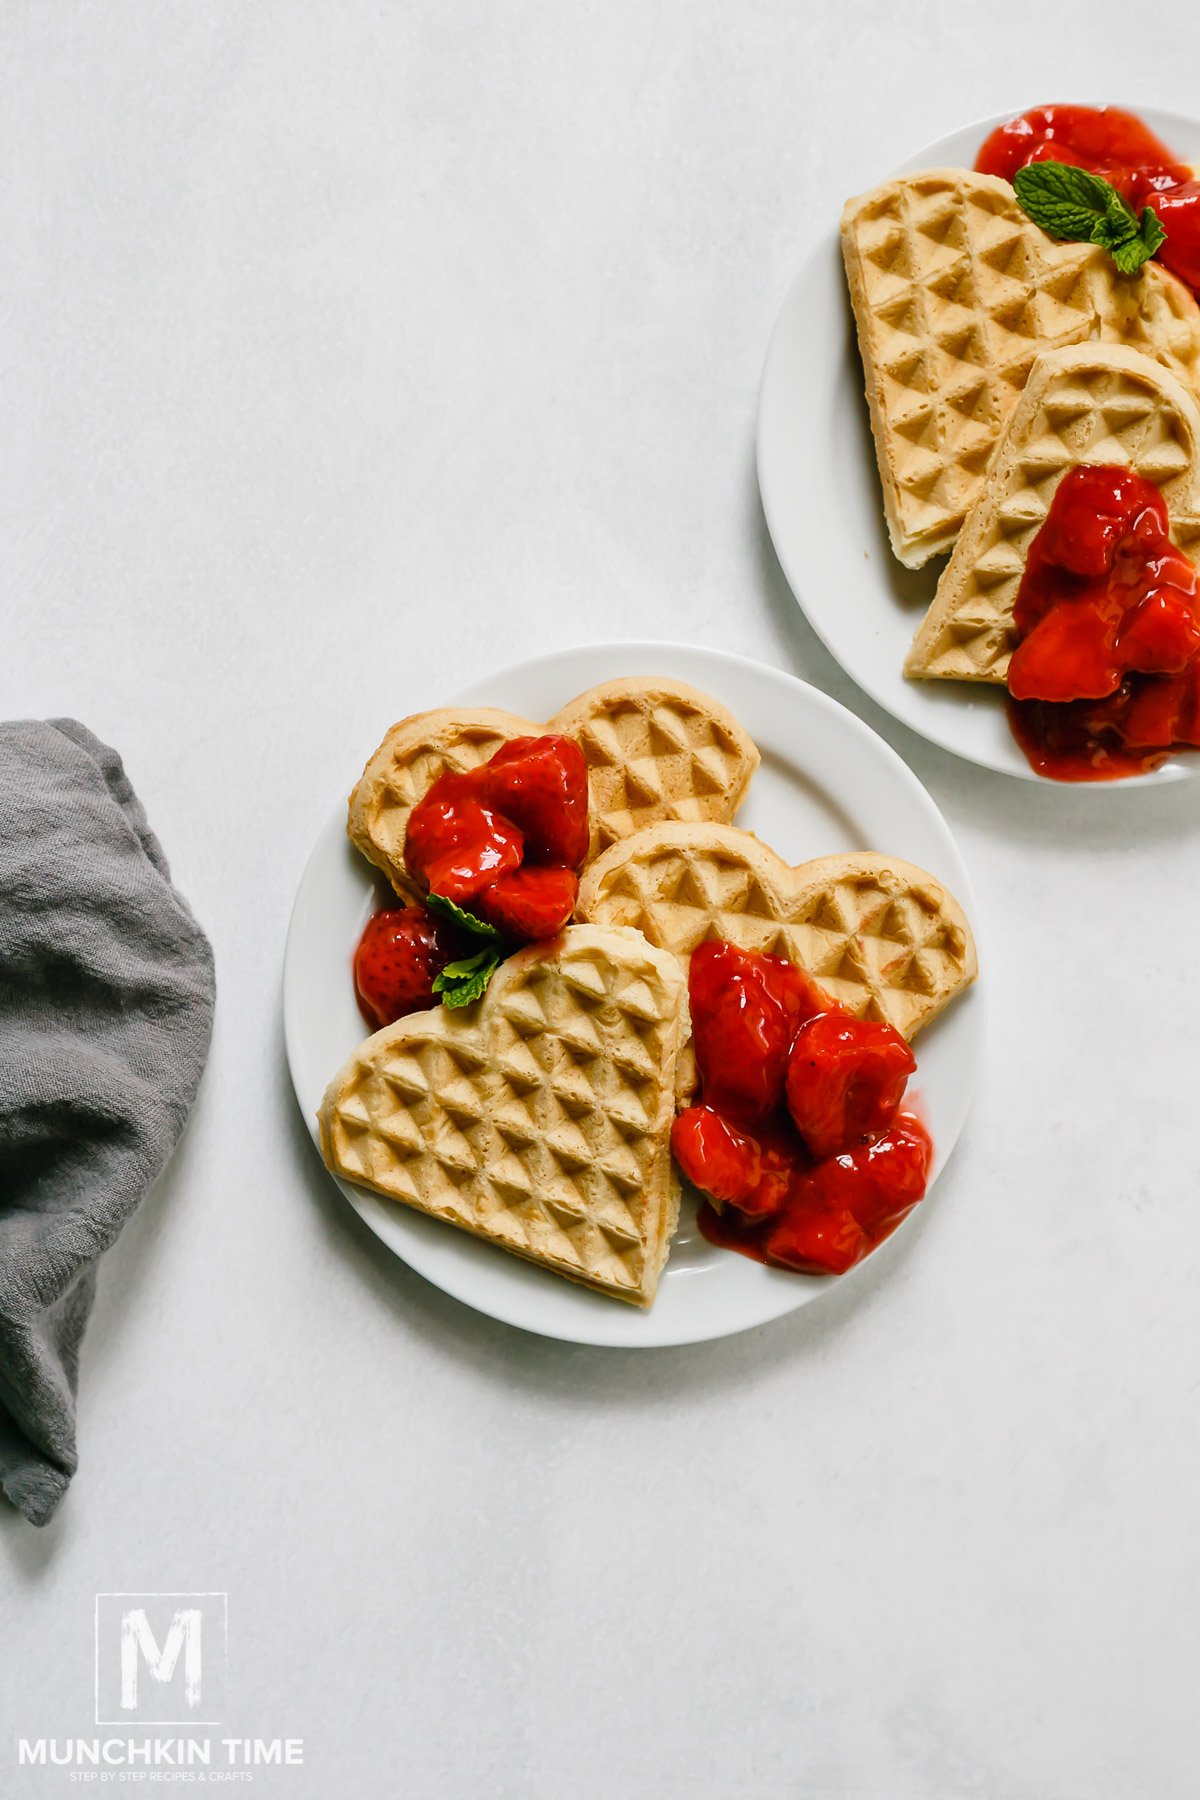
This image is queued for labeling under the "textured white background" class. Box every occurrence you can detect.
[4,4,1200,1796]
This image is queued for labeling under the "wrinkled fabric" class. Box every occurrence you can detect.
[0,720,215,1525]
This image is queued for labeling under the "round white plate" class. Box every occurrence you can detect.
[284,642,985,1347]
[757,104,1200,786]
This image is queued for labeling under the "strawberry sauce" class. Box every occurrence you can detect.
[405,734,588,937]
[1006,465,1200,780]
[352,733,592,1028]
[671,941,932,1278]
[696,1114,932,1277]
[976,105,1200,296]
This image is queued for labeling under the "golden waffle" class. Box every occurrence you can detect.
[348,677,760,893]
[842,169,1200,568]
[576,824,976,1041]
[319,925,690,1307]
[348,706,540,892]
[907,343,1200,684]
[549,678,759,856]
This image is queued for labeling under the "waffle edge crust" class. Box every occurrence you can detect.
[319,925,691,1307]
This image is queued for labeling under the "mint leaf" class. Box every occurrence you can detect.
[1110,232,1158,275]
[433,947,502,1008]
[1099,185,1141,248]
[1012,160,1164,277]
[1139,205,1167,259]
[1013,160,1124,241]
[426,894,507,1009]
[425,891,504,945]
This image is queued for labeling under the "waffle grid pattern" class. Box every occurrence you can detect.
[908,348,1200,683]
[578,830,975,1041]
[843,170,1200,567]
[320,928,687,1305]
[559,694,756,854]
[349,681,759,890]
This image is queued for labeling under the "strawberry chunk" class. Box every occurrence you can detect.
[474,863,578,942]
[1115,590,1200,675]
[760,1203,867,1277]
[405,769,524,903]
[672,1106,764,1211]
[478,735,590,869]
[671,1106,800,1218]
[757,1116,930,1274]
[688,939,826,1126]
[1008,603,1121,703]
[1116,674,1190,749]
[784,1011,916,1159]
[1033,464,1147,580]
[798,1113,932,1237]
[1148,180,1200,293]
[353,903,468,1030]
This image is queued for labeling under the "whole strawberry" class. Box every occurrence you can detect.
[353,903,468,1030]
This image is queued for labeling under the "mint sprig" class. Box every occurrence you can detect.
[433,947,503,1008]
[425,891,504,945]
[1013,161,1165,276]
[425,891,507,1007]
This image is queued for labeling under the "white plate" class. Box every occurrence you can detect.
[284,642,985,1347]
[757,104,1200,786]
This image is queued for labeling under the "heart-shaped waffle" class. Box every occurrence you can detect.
[907,343,1200,684]
[843,170,1200,568]
[576,824,976,1040]
[319,925,690,1307]
[348,677,760,895]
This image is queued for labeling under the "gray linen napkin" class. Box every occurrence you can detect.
[0,720,215,1526]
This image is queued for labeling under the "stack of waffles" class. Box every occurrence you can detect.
[319,679,978,1305]
[841,168,1200,682]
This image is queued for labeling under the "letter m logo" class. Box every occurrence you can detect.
[95,1593,227,1725]
[121,1606,202,1710]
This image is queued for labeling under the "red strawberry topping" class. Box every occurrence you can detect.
[474,863,578,942]
[784,1012,916,1160]
[402,733,590,945]
[687,939,825,1126]
[403,771,524,903]
[680,937,933,1278]
[671,1107,800,1218]
[760,1203,867,1278]
[477,735,590,868]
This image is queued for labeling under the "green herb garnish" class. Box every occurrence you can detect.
[425,892,507,1007]
[425,891,505,944]
[433,947,504,1008]
[1013,161,1166,276]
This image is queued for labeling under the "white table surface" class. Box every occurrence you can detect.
[4,5,1200,1796]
